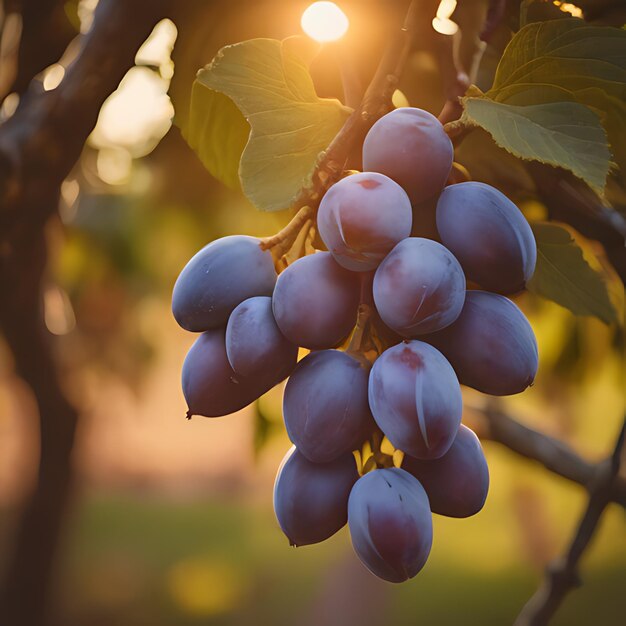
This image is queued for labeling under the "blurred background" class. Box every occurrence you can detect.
[0,1,624,625]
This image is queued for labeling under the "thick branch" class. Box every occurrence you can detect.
[0,0,170,235]
[0,0,76,99]
[0,2,170,624]
[464,403,626,508]
[513,419,626,626]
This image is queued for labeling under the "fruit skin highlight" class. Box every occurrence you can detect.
[368,340,463,460]
[373,237,466,336]
[317,171,412,272]
[172,235,276,332]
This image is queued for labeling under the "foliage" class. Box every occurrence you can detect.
[175,11,626,326]
[528,223,617,324]
[182,37,351,211]
[461,19,626,195]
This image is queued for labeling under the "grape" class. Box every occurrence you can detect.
[403,425,489,518]
[172,235,276,332]
[317,172,412,271]
[348,468,432,582]
[362,107,453,205]
[283,350,375,463]
[272,252,360,349]
[436,182,537,294]
[225,296,298,380]
[373,237,466,336]
[368,340,462,459]
[273,447,359,546]
[182,328,269,418]
[425,290,538,395]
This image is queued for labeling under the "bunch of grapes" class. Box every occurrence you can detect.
[172,107,538,583]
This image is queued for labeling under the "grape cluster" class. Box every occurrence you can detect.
[172,107,538,583]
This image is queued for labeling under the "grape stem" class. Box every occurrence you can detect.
[260,205,315,270]
[346,303,373,356]
[260,205,313,251]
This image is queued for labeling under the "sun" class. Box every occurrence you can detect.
[301,1,349,43]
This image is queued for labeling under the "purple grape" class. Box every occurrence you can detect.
[373,237,466,336]
[348,467,433,582]
[317,172,412,271]
[425,290,538,395]
[172,235,276,332]
[272,252,360,349]
[182,328,270,418]
[403,425,489,518]
[283,350,375,463]
[273,447,359,546]
[362,107,453,205]
[436,182,537,294]
[225,296,298,380]
[368,340,462,459]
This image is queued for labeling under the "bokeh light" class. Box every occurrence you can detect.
[301,1,349,43]
[432,0,458,35]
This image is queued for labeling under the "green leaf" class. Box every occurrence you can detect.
[493,21,625,89]
[460,19,626,193]
[461,95,611,194]
[527,223,616,324]
[183,84,250,190]
[187,38,351,211]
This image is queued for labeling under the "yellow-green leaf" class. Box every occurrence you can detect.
[183,84,250,190]
[188,38,351,211]
[527,223,617,324]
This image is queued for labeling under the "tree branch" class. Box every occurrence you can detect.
[0,2,170,624]
[464,402,626,508]
[0,0,76,100]
[513,418,626,626]
[526,163,626,285]
[292,0,419,211]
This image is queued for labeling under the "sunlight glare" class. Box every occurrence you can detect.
[432,0,458,35]
[301,2,349,43]
[42,64,65,91]
[554,1,583,17]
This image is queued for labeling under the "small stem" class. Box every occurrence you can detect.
[279,218,313,270]
[304,223,317,255]
[443,118,472,144]
[260,205,313,251]
[260,206,315,271]
[346,303,373,355]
